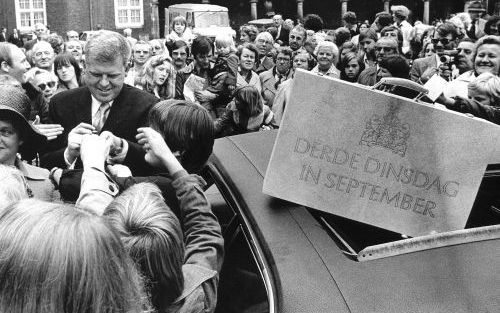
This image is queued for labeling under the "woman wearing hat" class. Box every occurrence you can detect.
[0,85,59,201]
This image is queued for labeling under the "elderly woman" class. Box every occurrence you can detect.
[311,40,340,78]
[239,24,259,44]
[254,31,276,74]
[236,43,262,92]
[441,35,500,102]
[135,54,176,100]
[0,85,58,201]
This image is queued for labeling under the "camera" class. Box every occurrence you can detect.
[438,50,459,65]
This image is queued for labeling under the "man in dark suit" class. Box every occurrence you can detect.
[8,29,23,47]
[410,22,458,83]
[0,28,6,42]
[273,14,289,46]
[41,30,158,175]
[24,23,47,51]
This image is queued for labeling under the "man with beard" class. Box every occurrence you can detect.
[410,22,458,83]
[168,40,189,72]
[358,37,399,86]
[124,40,152,86]
[259,47,293,107]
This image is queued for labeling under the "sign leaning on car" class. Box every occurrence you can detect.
[264,70,500,237]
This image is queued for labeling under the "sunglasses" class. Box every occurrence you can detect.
[431,38,450,45]
[38,81,56,90]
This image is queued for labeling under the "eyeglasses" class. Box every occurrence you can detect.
[38,81,56,90]
[135,50,150,54]
[277,57,291,62]
[431,38,451,45]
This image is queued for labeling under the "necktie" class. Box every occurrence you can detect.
[275,74,283,90]
[93,101,110,133]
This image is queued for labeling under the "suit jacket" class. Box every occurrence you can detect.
[254,55,275,74]
[276,26,290,46]
[259,67,292,107]
[41,84,159,175]
[8,33,23,47]
[0,32,6,42]
[409,55,437,83]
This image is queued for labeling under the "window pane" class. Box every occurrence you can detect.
[130,0,140,7]
[118,9,128,24]
[117,0,127,7]
[130,9,140,23]
[20,12,31,27]
[32,0,43,9]
[19,0,30,9]
[33,11,44,24]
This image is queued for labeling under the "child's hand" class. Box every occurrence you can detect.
[136,127,183,174]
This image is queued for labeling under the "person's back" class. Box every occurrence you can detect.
[105,168,223,312]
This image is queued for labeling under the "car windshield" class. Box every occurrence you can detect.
[312,164,500,261]
[194,11,229,28]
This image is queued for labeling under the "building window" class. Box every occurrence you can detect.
[15,0,46,31]
[114,0,144,28]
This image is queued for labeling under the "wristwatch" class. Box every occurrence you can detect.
[110,138,125,157]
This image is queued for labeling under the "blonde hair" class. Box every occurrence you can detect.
[468,72,500,105]
[104,183,184,311]
[0,165,28,208]
[0,199,147,313]
[215,33,236,52]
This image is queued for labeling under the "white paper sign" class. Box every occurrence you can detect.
[263,70,500,237]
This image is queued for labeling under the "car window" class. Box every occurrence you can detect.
[204,182,270,313]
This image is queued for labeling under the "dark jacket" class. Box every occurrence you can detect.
[41,85,159,174]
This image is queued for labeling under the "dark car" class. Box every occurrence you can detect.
[206,130,500,313]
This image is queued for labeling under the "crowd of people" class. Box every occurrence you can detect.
[0,0,500,311]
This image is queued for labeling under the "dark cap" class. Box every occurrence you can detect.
[0,85,47,159]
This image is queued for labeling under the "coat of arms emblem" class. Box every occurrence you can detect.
[359,103,410,157]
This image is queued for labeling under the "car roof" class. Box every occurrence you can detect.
[210,130,500,312]
[168,3,228,12]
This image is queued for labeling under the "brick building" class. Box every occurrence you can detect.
[0,0,499,40]
[0,0,155,39]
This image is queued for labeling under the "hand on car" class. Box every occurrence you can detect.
[136,127,183,174]
[32,115,64,141]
